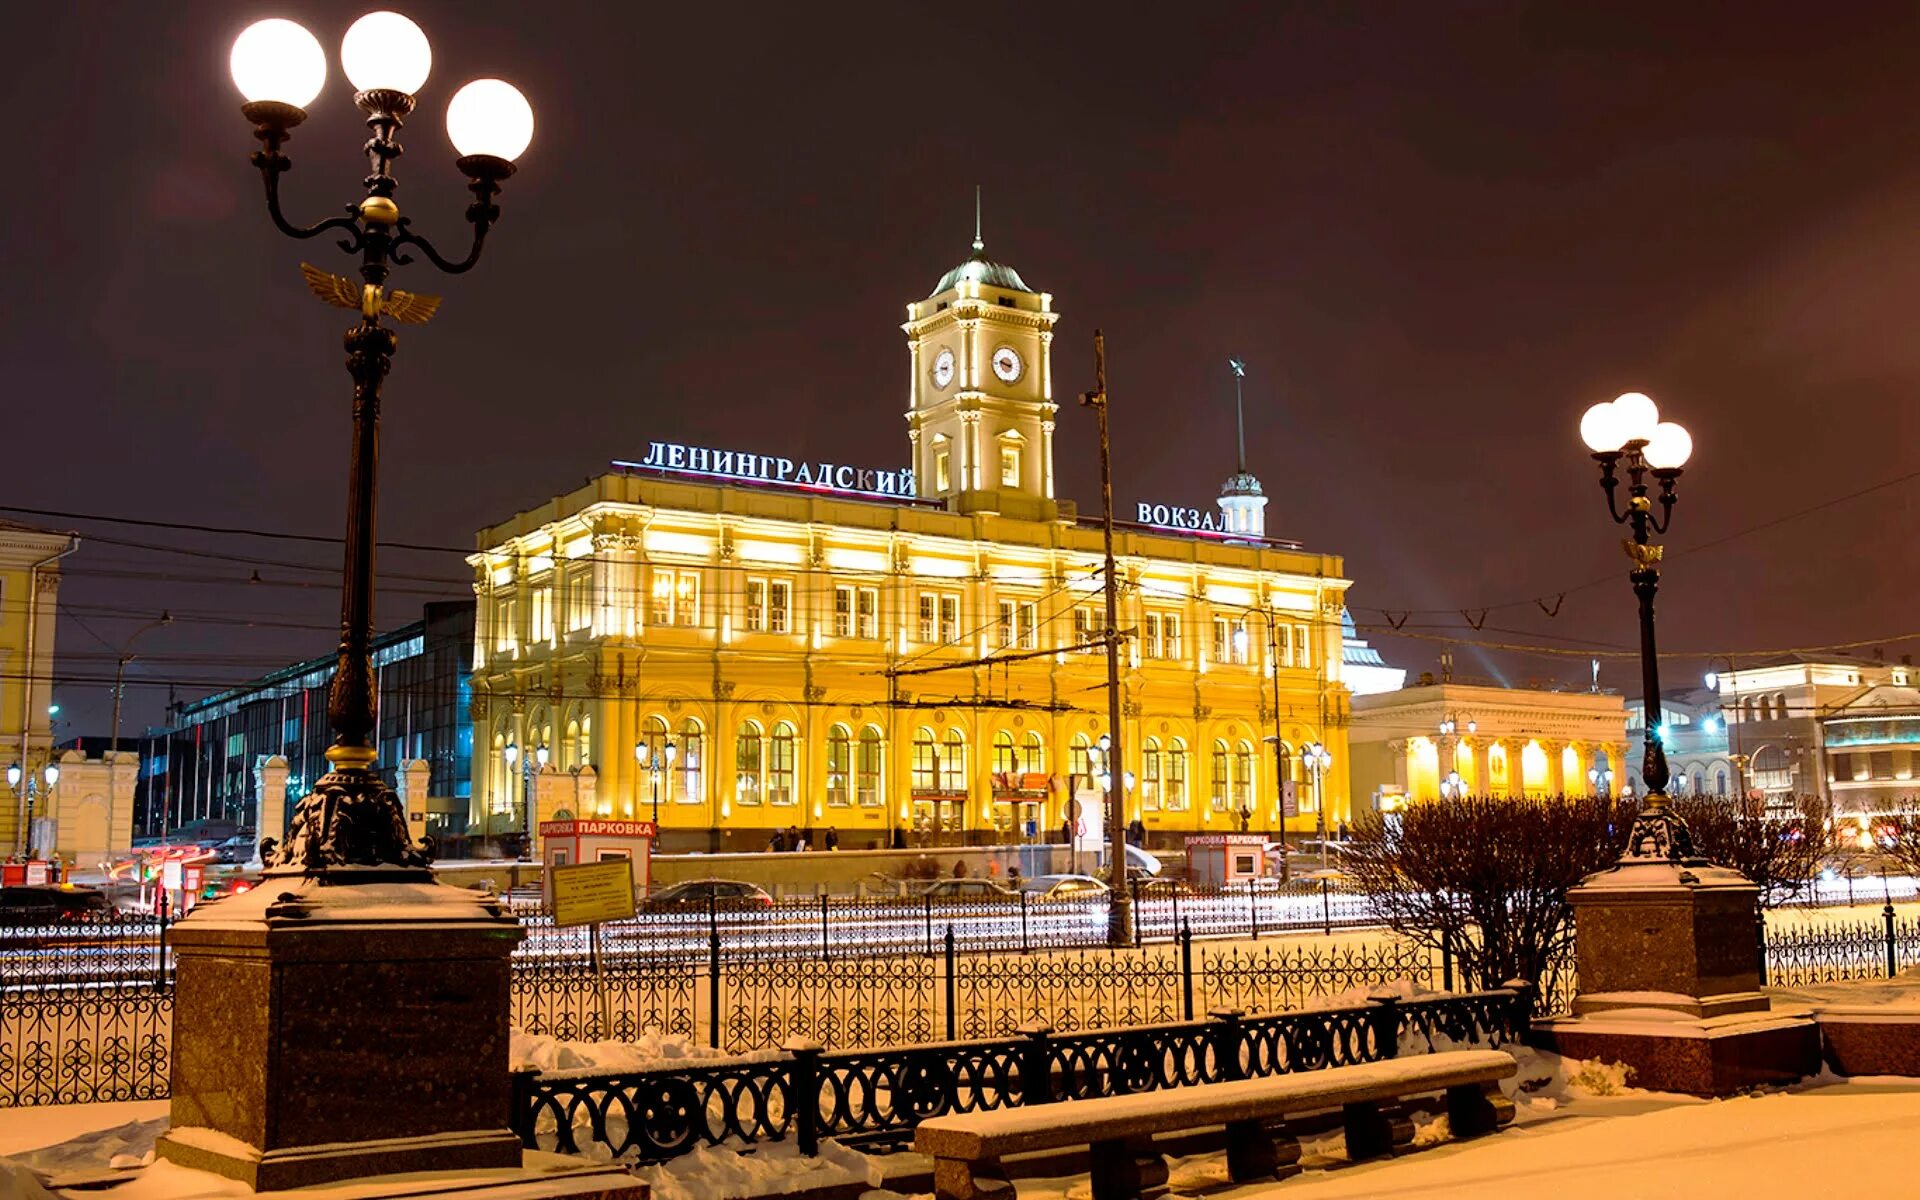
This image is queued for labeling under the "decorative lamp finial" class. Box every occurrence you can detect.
[972,184,983,253]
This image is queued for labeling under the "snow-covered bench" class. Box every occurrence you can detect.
[913,1048,1517,1200]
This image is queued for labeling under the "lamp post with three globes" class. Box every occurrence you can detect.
[1578,391,1695,858]
[227,11,532,871]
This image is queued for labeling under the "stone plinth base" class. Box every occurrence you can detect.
[1815,1007,1920,1076]
[1568,859,1765,1014]
[154,870,526,1191]
[1533,1009,1819,1096]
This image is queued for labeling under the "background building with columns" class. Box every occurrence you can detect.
[2,520,78,857]
[1348,681,1629,809]
[468,234,1355,852]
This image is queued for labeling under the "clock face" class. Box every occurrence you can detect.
[931,348,956,390]
[992,346,1023,383]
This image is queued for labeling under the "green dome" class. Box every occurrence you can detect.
[930,240,1033,297]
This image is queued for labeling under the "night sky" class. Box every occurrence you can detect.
[9,1,1920,737]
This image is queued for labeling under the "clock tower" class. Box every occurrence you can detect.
[904,225,1060,521]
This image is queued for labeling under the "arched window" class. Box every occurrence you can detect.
[1775,692,1789,719]
[576,714,592,769]
[565,719,581,770]
[769,722,797,806]
[638,715,671,807]
[1715,768,1728,797]
[827,725,852,808]
[993,730,1018,774]
[1141,738,1162,810]
[911,727,937,792]
[1023,731,1045,776]
[1211,739,1231,812]
[1165,739,1190,811]
[857,726,884,808]
[1690,769,1706,795]
[942,728,967,793]
[1234,740,1255,809]
[1070,733,1094,786]
[735,720,763,805]
[677,718,703,804]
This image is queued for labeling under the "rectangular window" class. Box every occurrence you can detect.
[1016,602,1036,649]
[745,579,767,631]
[1144,612,1182,660]
[493,596,517,652]
[999,444,1020,487]
[1872,750,1895,781]
[834,586,854,638]
[1073,607,1097,652]
[1294,624,1310,668]
[675,572,699,626]
[530,586,554,643]
[1830,753,1850,783]
[919,593,937,643]
[283,715,301,745]
[650,571,674,625]
[998,600,1017,650]
[1212,617,1248,665]
[1275,622,1293,667]
[565,570,592,631]
[919,591,960,643]
[940,594,959,643]
[935,448,951,491]
[1144,613,1163,659]
[856,588,879,639]
[769,580,791,633]
[1164,614,1182,659]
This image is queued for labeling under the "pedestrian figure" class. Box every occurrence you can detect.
[953,859,969,879]
[824,826,839,851]
[787,824,802,852]
[1337,819,1349,842]
[770,828,788,853]
[890,826,907,850]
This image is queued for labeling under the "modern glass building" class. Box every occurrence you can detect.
[138,601,475,840]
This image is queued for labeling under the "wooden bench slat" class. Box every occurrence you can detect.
[914,1049,1516,1160]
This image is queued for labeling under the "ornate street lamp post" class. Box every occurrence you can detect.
[1579,391,1694,855]
[228,14,532,872]
[1303,741,1332,867]
[6,761,58,859]
[636,737,677,827]
[1080,332,1133,945]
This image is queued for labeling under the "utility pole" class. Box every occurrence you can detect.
[1081,330,1133,946]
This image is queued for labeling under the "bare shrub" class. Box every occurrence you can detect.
[1670,792,1829,907]
[1345,795,1633,991]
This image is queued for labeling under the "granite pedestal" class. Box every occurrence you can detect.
[1545,857,1815,1096]
[154,871,527,1190]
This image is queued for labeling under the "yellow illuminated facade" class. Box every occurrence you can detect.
[1348,682,1630,810]
[467,240,1352,850]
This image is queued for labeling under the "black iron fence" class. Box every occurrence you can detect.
[508,985,1535,1164]
[512,925,1440,1053]
[1761,907,1920,988]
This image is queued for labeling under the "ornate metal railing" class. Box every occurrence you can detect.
[1762,911,1920,988]
[508,986,1533,1163]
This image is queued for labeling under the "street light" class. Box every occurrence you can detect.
[229,13,531,873]
[6,760,58,859]
[1439,770,1465,799]
[636,737,678,825]
[1303,741,1333,867]
[1580,391,1694,859]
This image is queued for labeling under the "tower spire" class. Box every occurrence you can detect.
[1229,358,1247,473]
[972,185,984,253]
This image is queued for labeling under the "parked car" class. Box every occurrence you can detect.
[0,885,112,925]
[920,878,1014,901]
[642,879,774,909]
[1017,874,1110,901]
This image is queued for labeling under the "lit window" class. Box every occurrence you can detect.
[834,586,854,638]
[1073,607,1098,652]
[999,444,1021,487]
[1165,740,1189,811]
[674,572,699,626]
[769,723,797,805]
[650,572,674,625]
[745,579,767,631]
[857,726,884,807]
[827,725,851,807]
[995,598,1037,650]
[998,600,1017,649]
[1141,738,1162,810]
[918,593,937,643]
[856,588,879,639]
[935,448,951,492]
[940,594,959,642]
[1294,624,1310,668]
[769,580,791,633]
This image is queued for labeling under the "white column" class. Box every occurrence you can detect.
[252,755,290,865]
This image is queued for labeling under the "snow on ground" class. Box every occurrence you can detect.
[0,1102,168,1159]
[1768,964,1920,1010]
[631,1139,889,1200]
[508,1027,752,1074]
